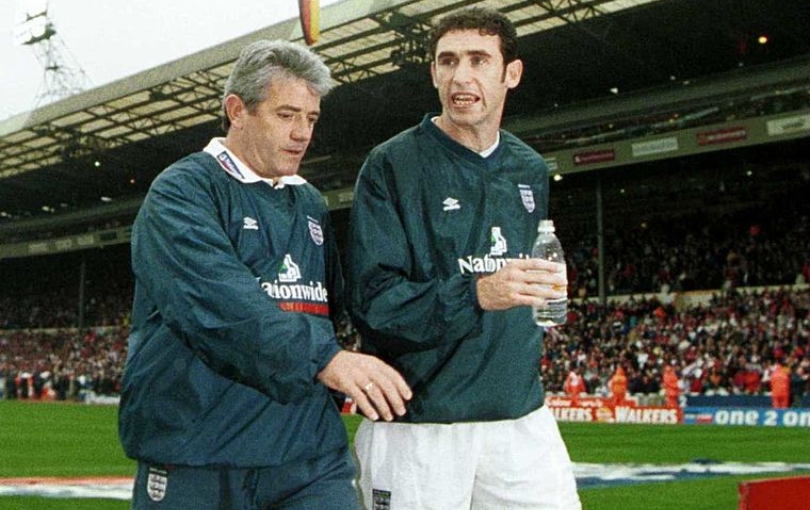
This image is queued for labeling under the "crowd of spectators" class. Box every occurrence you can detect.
[1,326,127,401]
[2,155,809,406]
[542,287,810,406]
[2,285,807,405]
[559,159,810,298]
[0,316,361,402]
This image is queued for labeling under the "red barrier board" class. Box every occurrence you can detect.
[738,475,810,510]
[548,404,683,424]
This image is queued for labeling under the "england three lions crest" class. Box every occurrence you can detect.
[518,184,535,213]
[146,467,168,502]
[308,216,324,246]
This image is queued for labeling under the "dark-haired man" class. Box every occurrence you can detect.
[347,7,580,510]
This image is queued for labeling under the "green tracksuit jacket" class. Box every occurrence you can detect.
[119,140,347,467]
[347,114,551,423]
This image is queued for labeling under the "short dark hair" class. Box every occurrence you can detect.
[428,7,518,65]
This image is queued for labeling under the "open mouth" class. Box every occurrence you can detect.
[451,92,480,107]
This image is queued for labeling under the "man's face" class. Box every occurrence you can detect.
[228,77,321,179]
[430,30,522,130]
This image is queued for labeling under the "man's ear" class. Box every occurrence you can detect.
[430,62,438,88]
[224,94,246,129]
[505,59,523,89]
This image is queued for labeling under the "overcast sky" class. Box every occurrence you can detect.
[0,0,341,120]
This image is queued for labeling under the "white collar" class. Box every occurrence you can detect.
[478,132,500,158]
[203,138,307,188]
[430,116,500,157]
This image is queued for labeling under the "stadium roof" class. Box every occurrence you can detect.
[0,0,662,182]
[1,0,808,230]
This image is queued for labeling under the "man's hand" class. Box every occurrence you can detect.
[317,351,412,422]
[476,258,567,311]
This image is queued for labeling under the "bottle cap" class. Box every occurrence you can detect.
[537,219,555,232]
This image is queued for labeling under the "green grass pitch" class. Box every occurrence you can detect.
[1,400,808,509]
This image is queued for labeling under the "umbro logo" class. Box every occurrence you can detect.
[442,197,460,211]
[243,217,259,230]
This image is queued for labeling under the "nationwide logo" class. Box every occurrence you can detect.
[442,197,460,211]
[489,226,507,256]
[458,227,527,275]
[278,254,301,283]
[258,254,329,315]
[243,217,258,230]
[458,254,511,274]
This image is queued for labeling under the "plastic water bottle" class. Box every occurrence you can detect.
[531,219,567,327]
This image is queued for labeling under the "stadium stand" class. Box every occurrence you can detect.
[1,0,809,410]
[2,205,808,403]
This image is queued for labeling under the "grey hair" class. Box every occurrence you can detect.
[221,39,333,132]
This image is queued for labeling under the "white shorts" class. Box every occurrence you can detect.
[354,406,581,510]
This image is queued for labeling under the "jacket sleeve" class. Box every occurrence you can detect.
[132,165,339,404]
[322,205,346,335]
[346,152,483,356]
